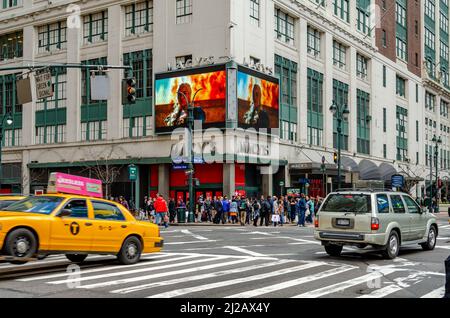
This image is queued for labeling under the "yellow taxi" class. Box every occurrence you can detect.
[0,194,26,210]
[0,194,164,265]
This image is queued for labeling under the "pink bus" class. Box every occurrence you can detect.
[47,173,103,198]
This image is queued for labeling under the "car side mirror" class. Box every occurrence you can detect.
[58,209,72,217]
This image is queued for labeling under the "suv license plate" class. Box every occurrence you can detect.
[337,219,350,226]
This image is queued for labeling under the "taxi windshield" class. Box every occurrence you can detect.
[3,196,64,215]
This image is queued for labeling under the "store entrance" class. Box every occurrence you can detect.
[173,189,223,205]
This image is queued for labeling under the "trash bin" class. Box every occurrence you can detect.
[177,207,186,223]
[448,207,450,217]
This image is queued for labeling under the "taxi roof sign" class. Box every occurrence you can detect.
[47,173,103,198]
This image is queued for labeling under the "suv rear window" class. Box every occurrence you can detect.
[320,194,372,213]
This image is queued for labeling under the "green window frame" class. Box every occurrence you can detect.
[356,54,368,79]
[357,90,370,155]
[333,0,350,22]
[37,21,67,53]
[396,0,408,61]
[83,11,108,44]
[333,79,349,151]
[396,106,408,162]
[275,55,298,142]
[0,31,22,62]
[2,0,20,9]
[0,74,23,147]
[333,40,347,69]
[307,26,321,56]
[356,0,371,35]
[274,8,295,45]
[307,68,324,146]
[81,57,108,141]
[125,0,153,36]
[396,76,406,97]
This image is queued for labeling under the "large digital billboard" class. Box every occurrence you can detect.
[237,66,280,131]
[155,65,227,133]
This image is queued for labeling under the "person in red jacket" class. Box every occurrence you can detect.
[154,193,169,228]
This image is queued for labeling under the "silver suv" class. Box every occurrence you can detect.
[314,190,438,259]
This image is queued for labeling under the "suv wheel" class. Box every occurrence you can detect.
[421,226,437,251]
[382,231,400,259]
[4,228,38,262]
[324,245,343,257]
[117,236,142,265]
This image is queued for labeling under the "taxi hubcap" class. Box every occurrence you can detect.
[15,238,29,255]
[127,244,137,258]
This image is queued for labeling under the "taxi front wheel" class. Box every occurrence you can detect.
[117,236,142,265]
[66,254,88,263]
[4,228,37,260]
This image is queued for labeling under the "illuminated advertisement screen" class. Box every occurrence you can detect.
[155,65,227,133]
[237,66,280,131]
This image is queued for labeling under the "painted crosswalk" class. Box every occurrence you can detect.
[4,252,445,299]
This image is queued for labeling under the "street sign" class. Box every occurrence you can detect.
[91,74,110,100]
[173,164,189,170]
[279,181,285,187]
[322,156,326,164]
[320,164,326,172]
[391,174,405,188]
[128,165,138,181]
[35,68,53,99]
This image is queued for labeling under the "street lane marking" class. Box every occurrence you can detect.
[358,284,403,298]
[47,255,216,285]
[421,287,446,298]
[250,236,320,245]
[147,261,327,298]
[181,229,210,241]
[17,253,175,282]
[165,240,217,245]
[111,259,294,294]
[0,255,109,271]
[292,269,398,298]
[358,272,429,298]
[225,265,355,298]
[240,232,274,236]
[224,246,267,257]
[436,245,450,250]
[80,257,280,290]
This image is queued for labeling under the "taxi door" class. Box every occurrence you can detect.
[50,199,94,252]
[88,200,130,253]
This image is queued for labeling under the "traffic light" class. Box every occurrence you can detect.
[122,78,136,104]
[333,152,338,164]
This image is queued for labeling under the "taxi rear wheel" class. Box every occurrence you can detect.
[4,228,37,260]
[66,254,88,264]
[117,236,142,265]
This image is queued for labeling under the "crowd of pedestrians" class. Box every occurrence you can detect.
[113,193,324,228]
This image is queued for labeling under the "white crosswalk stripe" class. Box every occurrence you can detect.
[7,252,446,298]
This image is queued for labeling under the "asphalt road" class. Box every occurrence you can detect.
[0,216,448,298]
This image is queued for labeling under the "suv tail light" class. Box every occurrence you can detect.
[371,217,380,231]
[314,216,319,228]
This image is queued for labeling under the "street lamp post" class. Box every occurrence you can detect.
[0,113,14,184]
[330,102,350,190]
[177,89,203,223]
[429,135,442,212]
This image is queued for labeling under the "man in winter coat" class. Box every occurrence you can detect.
[154,194,169,228]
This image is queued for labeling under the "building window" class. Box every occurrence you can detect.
[2,0,22,9]
[356,0,371,35]
[274,8,295,45]
[275,55,298,142]
[307,68,324,146]
[0,74,22,147]
[357,90,370,155]
[396,105,408,162]
[382,30,387,47]
[424,28,436,51]
[425,0,435,21]
[176,0,192,24]
[396,76,406,98]
[383,144,387,159]
[441,100,449,118]
[383,107,387,132]
[333,79,349,151]
[333,0,350,22]
[307,26,321,57]
[383,65,387,87]
[0,31,23,62]
[123,50,152,100]
[125,0,153,35]
[425,91,436,111]
[332,40,346,69]
[356,53,368,79]
[249,0,260,26]
[35,125,66,145]
[123,116,152,138]
[37,21,67,53]
[81,121,107,141]
[83,11,108,44]
[396,0,408,61]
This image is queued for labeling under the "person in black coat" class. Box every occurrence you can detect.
[168,198,176,224]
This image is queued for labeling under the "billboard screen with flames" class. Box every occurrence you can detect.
[237,66,280,131]
[155,65,227,133]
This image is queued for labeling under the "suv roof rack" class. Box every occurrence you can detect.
[334,188,395,192]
